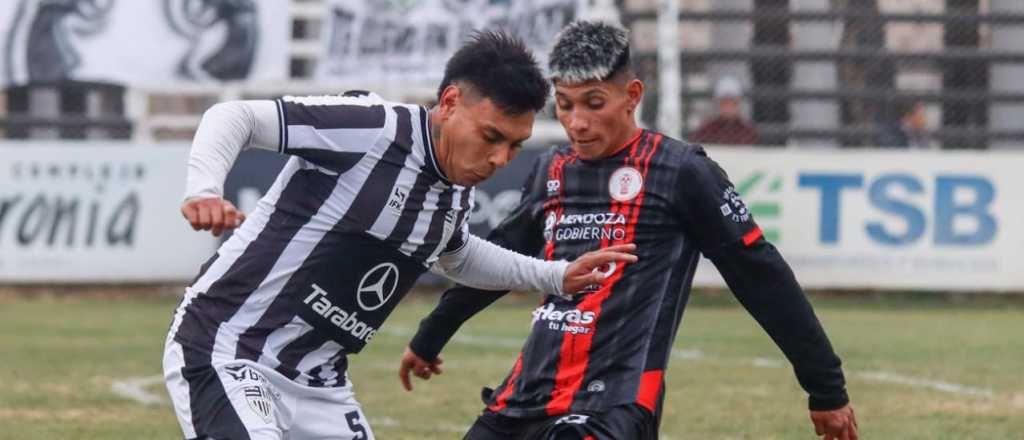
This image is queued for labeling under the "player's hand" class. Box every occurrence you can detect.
[811,403,859,440]
[562,243,638,294]
[398,346,443,391]
[181,196,246,237]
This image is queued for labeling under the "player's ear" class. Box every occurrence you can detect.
[626,79,644,114]
[438,85,461,120]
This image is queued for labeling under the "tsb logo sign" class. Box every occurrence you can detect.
[799,173,997,246]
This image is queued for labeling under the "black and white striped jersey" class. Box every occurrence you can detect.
[169,92,474,388]
[273,92,474,260]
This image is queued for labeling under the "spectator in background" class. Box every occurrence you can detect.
[875,99,932,148]
[690,76,761,146]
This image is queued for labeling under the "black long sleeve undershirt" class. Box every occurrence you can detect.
[706,237,849,411]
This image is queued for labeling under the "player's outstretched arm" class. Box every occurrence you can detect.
[707,238,850,408]
[676,146,855,438]
[182,100,281,236]
[433,235,636,296]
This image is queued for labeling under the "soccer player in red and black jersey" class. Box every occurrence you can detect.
[399,21,859,440]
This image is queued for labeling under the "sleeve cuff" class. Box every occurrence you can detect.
[808,390,850,411]
[408,323,445,362]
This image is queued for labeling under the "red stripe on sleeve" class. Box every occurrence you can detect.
[636,369,664,412]
[742,226,763,246]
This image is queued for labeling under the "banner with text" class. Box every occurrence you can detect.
[1,0,288,86]
[318,0,577,84]
[0,144,218,283]
[693,148,1024,291]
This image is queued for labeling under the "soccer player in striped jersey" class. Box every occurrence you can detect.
[163,31,637,440]
[400,21,859,440]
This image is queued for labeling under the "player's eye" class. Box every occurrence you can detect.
[587,99,605,109]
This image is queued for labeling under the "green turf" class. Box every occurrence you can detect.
[0,291,1021,439]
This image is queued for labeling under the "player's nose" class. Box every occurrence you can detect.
[569,115,590,132]
[489,147,511,169]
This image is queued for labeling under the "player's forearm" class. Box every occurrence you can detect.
[185,100,280,200]
[707,239,849,410]
[409,286,508,361]
[434,234,569,296]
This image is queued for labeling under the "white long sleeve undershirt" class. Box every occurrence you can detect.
[183,99,570,297]
[432,235,569,297]
[184,100,279,201]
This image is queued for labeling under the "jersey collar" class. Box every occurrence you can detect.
[420,106,454,186]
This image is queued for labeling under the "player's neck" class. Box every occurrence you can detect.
[602,126,644,158]
[427,108,453,180]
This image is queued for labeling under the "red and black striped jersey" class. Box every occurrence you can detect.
[411,129,848,419]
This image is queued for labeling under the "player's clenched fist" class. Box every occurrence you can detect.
[562,243,638,294]
[181,197,246,237]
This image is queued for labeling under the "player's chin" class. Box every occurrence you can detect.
[461,172,489,187]
[571,140,605,159]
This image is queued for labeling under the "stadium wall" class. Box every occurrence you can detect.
[2,143,1021,292]
[0,144,217,283]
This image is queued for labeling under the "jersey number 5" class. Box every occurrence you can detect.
[345,410,369,439]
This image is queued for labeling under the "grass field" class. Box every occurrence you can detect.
[0,290,1022,440]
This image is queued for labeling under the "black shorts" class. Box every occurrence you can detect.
[463,404,656,440]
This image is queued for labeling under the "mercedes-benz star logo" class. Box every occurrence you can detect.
[357,263,400,311]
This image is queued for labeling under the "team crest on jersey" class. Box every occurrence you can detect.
[243,384,274,423]
[587,380,606,393]
[719,186,751,223]
[609,166,643,202]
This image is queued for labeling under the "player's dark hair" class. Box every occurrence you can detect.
[437,30,549,115]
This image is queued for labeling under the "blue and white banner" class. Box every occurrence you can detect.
[694,148,1024,292]
[318,0,578,84]
[1,0,289,86]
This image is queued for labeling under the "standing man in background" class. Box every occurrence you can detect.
[690,75,761,146]
[875,98,932,148]
[400,21,858,440]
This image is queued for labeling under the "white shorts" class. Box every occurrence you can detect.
[164,341,375,440]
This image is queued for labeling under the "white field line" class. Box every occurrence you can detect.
[110,375,167,406]
[752,357,786,369]
[854,371,995,397]
[113,328,997,406]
